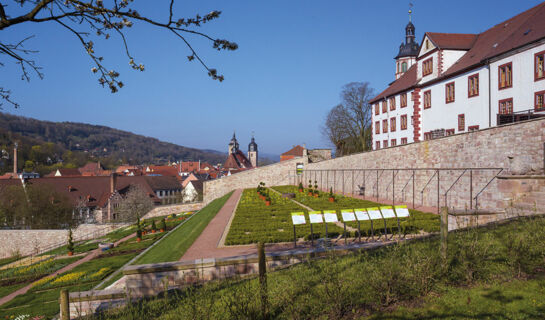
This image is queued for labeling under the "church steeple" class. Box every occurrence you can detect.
[394,4,419,79]
[247,132,258,167]
[228,131,239,154]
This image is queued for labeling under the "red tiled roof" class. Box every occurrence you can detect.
[443,2,545,77]
[223,150,253,169]
[281,145,305,157]
[425,32,478,50]
[370,64,417,103]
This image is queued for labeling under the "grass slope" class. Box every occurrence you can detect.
[133,192,234,264]
[89,215,545,320]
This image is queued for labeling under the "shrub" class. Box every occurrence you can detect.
[160,218,167,231]
[151,220,157,232]
[67,229,74,253]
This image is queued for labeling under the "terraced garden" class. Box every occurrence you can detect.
[225,185,439,245]
[0,214,190,319]
[225,188,345,245]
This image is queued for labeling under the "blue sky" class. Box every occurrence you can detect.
[1,0,542,155]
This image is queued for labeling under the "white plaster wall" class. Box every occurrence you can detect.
[418,51,440,84]
[421,66,490,134]
[491,41,545,125]
[442,50,468,71]
[372,89,415,150]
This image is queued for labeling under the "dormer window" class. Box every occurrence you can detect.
[422,58,433,77]
[402,62,407,72]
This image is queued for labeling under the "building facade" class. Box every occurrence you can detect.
[371,3,545,150]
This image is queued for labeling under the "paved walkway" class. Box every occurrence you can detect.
[0,233,136,306]
[181,189,257,260]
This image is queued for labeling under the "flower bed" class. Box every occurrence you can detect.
[225,188,344,245]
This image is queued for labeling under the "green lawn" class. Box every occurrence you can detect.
[87,215,545,320]
[133,191,234,264]
[366,277,545,319]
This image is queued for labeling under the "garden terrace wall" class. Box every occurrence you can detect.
[0,223,126,259]
[203,157,306,204]
[67,246,366,319]
[143,202,203,219]
[304,118,545,212]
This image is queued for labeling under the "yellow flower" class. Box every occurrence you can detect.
[51,271,86,285]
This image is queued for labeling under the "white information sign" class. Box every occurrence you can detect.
[323,210,338,223]
[380,206,396,219]
[394,205,410,218]
[367,207,383,220]
[309,211,323,224]
[354,209,370,221]
[341,209,356,222]
[291,212,306,225]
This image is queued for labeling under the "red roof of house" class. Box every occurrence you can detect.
[281,145,305,157]
[370,64,418,104]
[1,175,181,209]
[425,32,478,50]
[223,150,253,169]
[45,168,82,177]
[370,2,545,103]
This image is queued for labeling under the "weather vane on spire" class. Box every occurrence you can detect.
[409,2,413,22]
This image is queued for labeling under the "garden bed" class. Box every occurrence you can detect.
[273,185,439,236]
[225,188,344,245]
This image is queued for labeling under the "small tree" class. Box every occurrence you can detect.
[160,218,167,232]
[67,229,74,255]
[136,218,142,240]
[116,184,154,222]
[298,182,304,191]
[151,220,157,232]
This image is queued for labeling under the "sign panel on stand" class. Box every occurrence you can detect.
[290,212,306,247]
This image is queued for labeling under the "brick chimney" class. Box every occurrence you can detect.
[110,173,117,194]
[13,143,18,175]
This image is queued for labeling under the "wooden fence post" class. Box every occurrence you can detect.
[60,289,70,320]
[440,207,448,266]
[258,242,268,319]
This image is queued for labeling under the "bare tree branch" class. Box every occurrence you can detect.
[0,0,238,106]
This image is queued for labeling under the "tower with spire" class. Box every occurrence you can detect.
[247,133,258,167]
[228,132,239,154]
[394,4,419,79]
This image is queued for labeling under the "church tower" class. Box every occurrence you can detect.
[228,132,239,154]
[394,6,419,79]
[248,134,258,168]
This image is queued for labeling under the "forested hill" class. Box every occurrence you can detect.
[0,112,226,170]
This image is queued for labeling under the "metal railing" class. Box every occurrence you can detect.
[296,168,503,212]
[497,107,545,125]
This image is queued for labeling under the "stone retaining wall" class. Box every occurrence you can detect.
[0,223,126,259]
[143,202,204,219]
[203,157,306,203]
[302,119,545,212]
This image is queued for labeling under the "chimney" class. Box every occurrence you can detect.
[110,173,117,194]
[13,143,18,175]
[199,160,201,172]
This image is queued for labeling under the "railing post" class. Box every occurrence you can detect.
[376,170,379,201]
[60,289,70,320]
[440,207,448,266]
[392,170,395,206]
[469,170,473,210]
[412,170,415,209]
[437,170,440,212]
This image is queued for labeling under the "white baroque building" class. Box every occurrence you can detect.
[371,2,545,150]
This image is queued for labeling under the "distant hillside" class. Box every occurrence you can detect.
[0,112,226,168]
